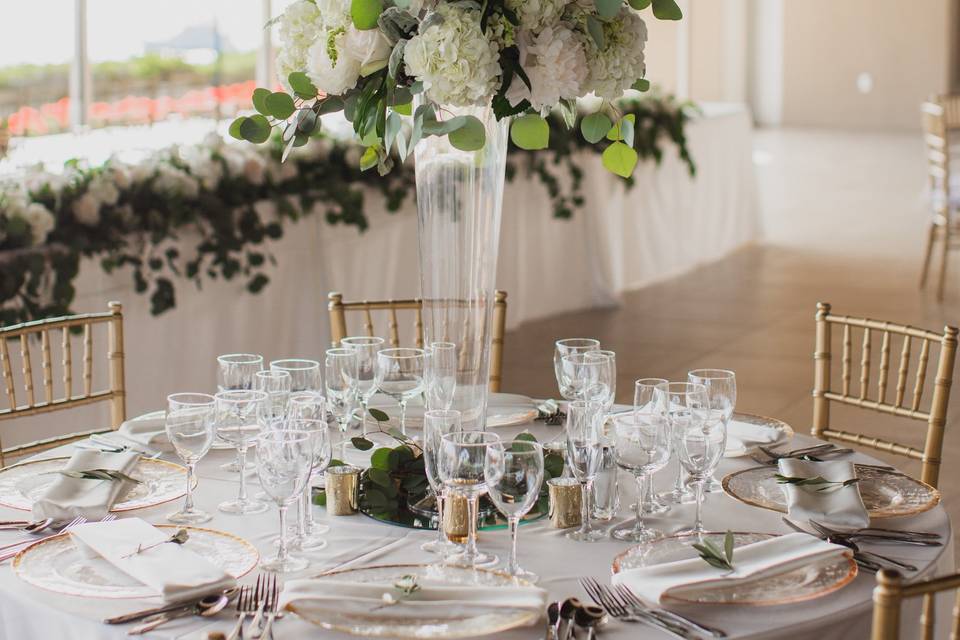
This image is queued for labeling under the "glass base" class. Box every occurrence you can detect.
[630,500,670,515]
[421,538,460,554]
[261,554,309,573]
[220,459,240,472]
[167,507,212,524]
[566,527,608,542]
[611,521,664,543]
[703,475,722,493]
[675,526,707,540]
[505,567,539,584]
[445,550,499,568]
[659,487,697,504]
[219,498,269,515]
[292,533,328,550]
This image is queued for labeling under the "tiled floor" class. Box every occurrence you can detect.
[501,126,960,543]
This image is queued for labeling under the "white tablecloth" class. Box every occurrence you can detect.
[0,413,950,639]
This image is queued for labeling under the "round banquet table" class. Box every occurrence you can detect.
[0,406,951,640]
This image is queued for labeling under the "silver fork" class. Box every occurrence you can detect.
[227,584,255,640]
[0,515,86,557]
[580,578,694,639]
[615,584,727,638]
[253,574,279,640]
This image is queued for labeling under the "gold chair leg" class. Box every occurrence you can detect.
[937,227,950,301]
[920,223,937,289]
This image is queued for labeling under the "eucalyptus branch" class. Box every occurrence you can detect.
[692,531,736,572]
[52,469,141,484]
[775,474,860,492]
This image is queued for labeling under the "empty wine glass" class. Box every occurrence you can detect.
[634,378,670,515]
[425,342,457,411]
[257,429,313,573]
[286,417,331,550]
[165,393,216,524]
[270,359,321,393]
[485,439,544,582]
[341,336,385,436]
[326,348,358,458]
[256,369,291,424]
[421,409,462,555]
[688,369,736,493]
[216,353,263,468]
[376,348,426,436]
[288,391,325,420]
[593,350,617,414]
[438,431,501,568]
[561,353,610,404]
[565,400,606,542]
[658,380,698,506]
[610,412,671,542]
[554,338,600,400]
[216,390,269,515]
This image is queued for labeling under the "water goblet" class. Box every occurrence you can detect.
[421,409,462,555]
[553,338,600,400]
[165,393,216,524]
[270,359,321,393]
[326,348,358,458]
[610,412,671,542]
[484,439,544,582]
[425,342,457,411]
[286,417,331,550]
[256,369,291,424]
[288,391,325,420]
[561,353,610,405]
[216,390,269,515]
[438,431,501,568]
[565,400,606,542]
[216,353,263,469]
[341,336,385,436]
[592,350,617,415]
[688,369,736,493]
[257,429,313,573]
[633,378,671,515]
[376,348,426,436]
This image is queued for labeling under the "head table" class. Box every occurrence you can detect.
[0,405,951,640]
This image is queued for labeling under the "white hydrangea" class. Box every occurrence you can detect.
[276,0,323,89]
[72,192,101,226]
[314,0,352,29]
[181,145,222,191]
[87,175,120,207]
[506,25,588,110]
[585,8,647,100]
[22,202,55,245]
[154,164,199,199]
[505,0,570,31]
[404,4,501,106]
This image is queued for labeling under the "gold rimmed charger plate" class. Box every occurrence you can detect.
[366,393,538,429]
[0,457,192,513]
[12,525,258,599]
[285,563,539,639]
[722,465,941,518]
[611,532,858,606]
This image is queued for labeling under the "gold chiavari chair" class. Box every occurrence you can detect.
[0,302,126,466]
[327,291,508,392]
[872,568,960,640]
[811,303,957,488]
[920,99,955,300]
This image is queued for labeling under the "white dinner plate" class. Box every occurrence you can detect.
[365,393,538,429]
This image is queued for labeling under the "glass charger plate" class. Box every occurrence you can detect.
[0,457,191,512]
[606,412,793,457]
[366,393,538,429]
[722,465,941,518]
[12,525,258,598]
[285,563,538,639]
[612,532,857,606]
[359,493,548,531]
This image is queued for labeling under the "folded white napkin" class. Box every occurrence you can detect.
[32,450,140,523]
[612,533,851,604]
[725,419,780,455]
[118,415,169,448]
[777,458,870,529]
[70,518,236,602]
[279,578,548,621]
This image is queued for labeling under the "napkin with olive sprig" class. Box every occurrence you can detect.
[32,449,140,523]
[776,458,869,528]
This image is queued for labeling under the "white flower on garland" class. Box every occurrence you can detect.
[404,3,501,106]
[276,0,323,89]
[72,193,101,226]
[585,8,647,100]
[22,202,55,245]
[307,28,361,96]
[506,25,587,111]
[88,175,120,207]
[505,0,569,31]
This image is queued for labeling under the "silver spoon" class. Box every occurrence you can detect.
[127,593,230,635]
[0,518,54,532]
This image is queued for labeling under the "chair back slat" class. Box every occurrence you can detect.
[877,330,891,404]
[20,335,34,407]
[40,330,53,405]
[0,339,14,410]
[842,324,852,396]
[872,569,960,640]
[895,337,912,408]
[62,327,72,399]
[414,308,424,349]
[82,324,93,398]
[860,328,872,400]
[921,593,936,640]
[387,308,400,347]
[913,339,932,412]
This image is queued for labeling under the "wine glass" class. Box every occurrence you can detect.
[634,378,670,515]
[425,342,457,411]
[286,417,331,550]
[688,369,736,493]
[288,391,325,420]
[256,369,291,425]
[484,439,544,582]
[215,390,269,515]
[165,393,216,524]
[216,353,263,470]
[340,336,385,437]
[658,380,698,506]
[438,431,501,568]
[421,409,462,555]
[610,412,671,542]
[270,359,321,393]
[257,429,313,573]
[561,353,610,404]
[376,348,426,436]
[326,348,358,458]
[593,350,617,415]
[554,339,600,400]
[656,382,720,536]
[565,399,606,542]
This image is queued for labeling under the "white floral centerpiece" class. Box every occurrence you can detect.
[233,0,682,177]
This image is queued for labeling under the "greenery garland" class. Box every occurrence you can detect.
[0,93,694,326]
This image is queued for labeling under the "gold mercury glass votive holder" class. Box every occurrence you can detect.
[325,465,360,515]
[548,477,582,529]
[442,494,470,543]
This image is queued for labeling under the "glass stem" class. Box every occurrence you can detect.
[634,473,645,532]
[465,494,479,560]
[435,490,446,545]
[399,399,407,436]
[278,504,289,562]
[507,516,520,575]
[673,464,685,493]
[694,478,705,533]
[340,422,349,459]
[237,446,248,503]
[580,479,594,533]
[302,478,314,534]
[360,399,368,437]
[644,471,657,507]
[184,462,195,512]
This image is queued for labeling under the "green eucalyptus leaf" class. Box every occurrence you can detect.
[448,115,486,151]
[631,78,651,92]
[313,489,327,506]
[581,112,612,144]
[628,0,652,8]
[595,0,622,18]
[352,0,383,29]
[586,15,606,49]
[385,111,402,154]
[360,145,379,171]
[228,117,246,140]
[602,141,638,178]
[288,72,318,98]
[388,41,406,79]
[328,458,346,468]
[394,102,412,116]
[386,427,411,443]
[544,453,564,478]
[252,88,272,115]
[239,115,271,144]
[365,487,389,509]
[265,92,296,120]
[607,113,635,145]
[317,96,345,115]
[368,467,393,487]
[351,436,374,451]
[371,447,393,470]
[652,0,682,19]
[297,109,319,134]
[369,408,390,422]
[510,114,549,150]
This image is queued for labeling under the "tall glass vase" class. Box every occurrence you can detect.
[415,104,509,430]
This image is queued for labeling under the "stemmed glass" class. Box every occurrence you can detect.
[688,369,736,493]
[376,348,426,436]
[287,392,329,538]
[553,339,600,400]
[592,350,617,415]
[421,409,462,555]
[340,336,385,437]
[256,369,291,424]
[286,417,331,550]
[634,379,670,515]
[484,439,544,582]
[215,390,269,515]
[561,353,610,405]
[165,393,216,524]
[217,354,263,470]
[425,342,457,411]
[288,391,325,420]
[257,429,313,573]
[438,431,501,568]
[270,359,321,393]
[326,348,358,458]
[565,400,606,542]
[610,412,671,542]
[656,382,721,537]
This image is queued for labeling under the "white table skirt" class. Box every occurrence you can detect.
[0,411,950,640]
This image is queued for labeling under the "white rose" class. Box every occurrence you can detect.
[307,29,361,96]
[23,202,55,245]
[72,192,101,226]
[341,26,391,74]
